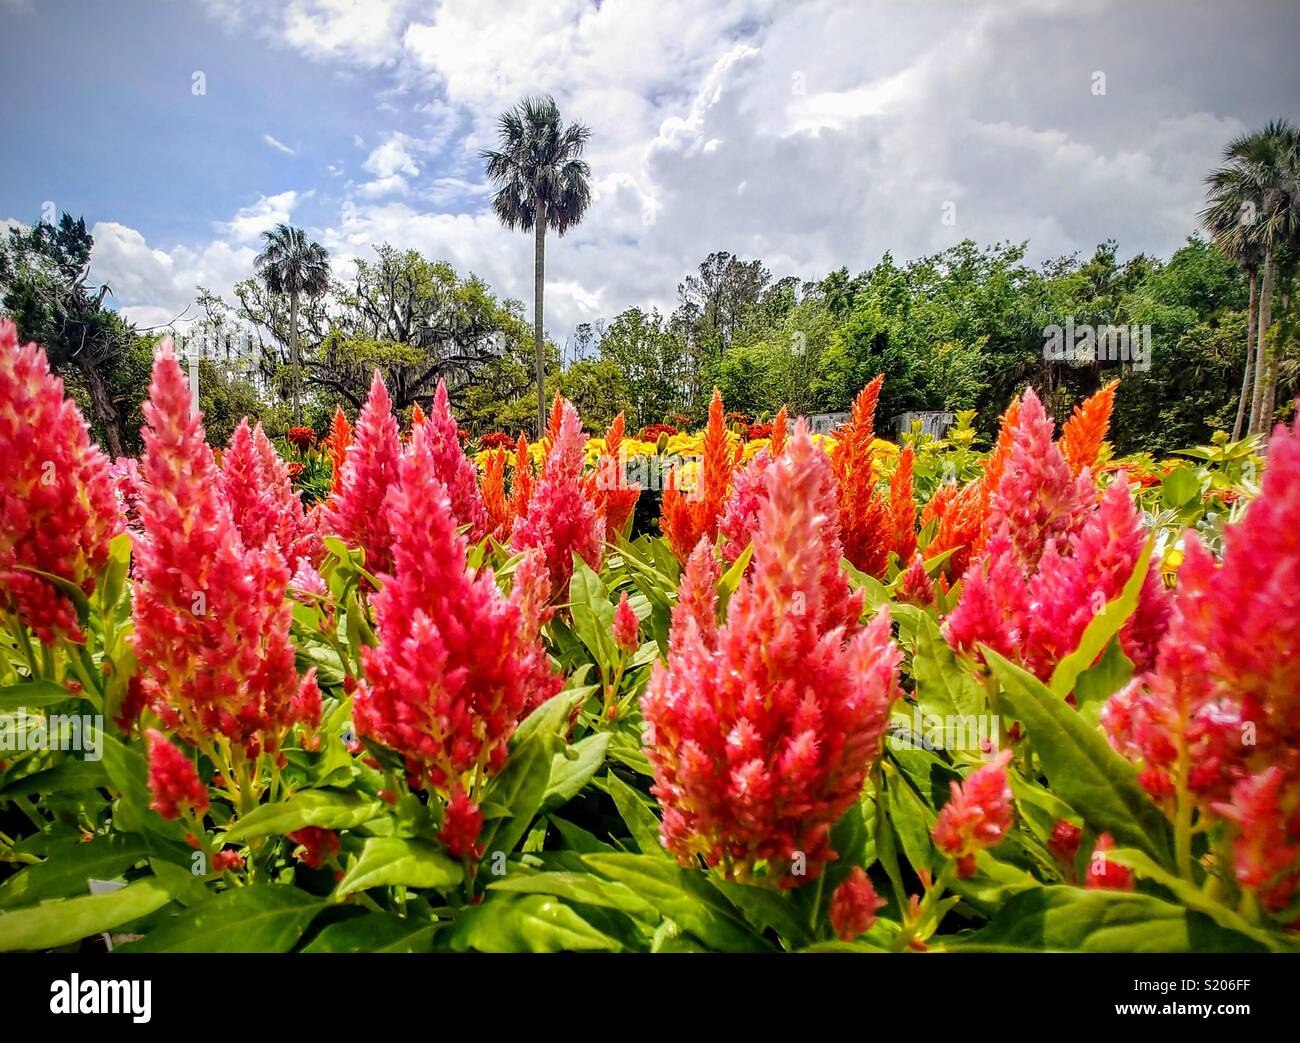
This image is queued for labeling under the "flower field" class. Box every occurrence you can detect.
[0,315,1296,954]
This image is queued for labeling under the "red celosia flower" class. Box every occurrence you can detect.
[1085,833,1134,891]
[355,422,559,835]
[613,590,639,653]
[638,423,679,442]
[438,786,486,860]
[643,422,900,885]
[292,667,322,732]
[479,431,515,451]
[660,389,737,563]
[1048,819,1084,869]
[220,418,319,566]
[131,342,298,759]
[145,728,209,820]
[931,750,1014,877]
[1058,380,1118,478]
[422,380,487,543]
[829,866,886,941]
[744,422,772,442]
[896,553,936,606]
[0,319,122,643]
[287,826,340,869]
[1211,768,1298,911]
[510,397,604,597]
[211,849,245,873]
[323,370,402,576]
[321,406,353,497]
[590,412,641,538]
[286,426,316,452]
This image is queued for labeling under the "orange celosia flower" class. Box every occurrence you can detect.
[480,448,511,541]
[1058,380,1118,478]
[321,406,353,497]
[590,412,641,538]
[769,405,789,457]
[410,401,427,428]
[889,445,917,563]
[660,388,738,563]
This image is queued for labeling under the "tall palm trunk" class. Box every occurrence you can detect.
[1250,250,1275,435]
[1232,267,1258,441]
[533,206,547,436]
[290,288,302,427]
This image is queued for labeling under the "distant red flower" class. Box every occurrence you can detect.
[744,422,773,442]
[479,431,515,450]
[638,423,679,441]
[145,729,209,821]
[287,826,340,869]
[1085,833,1134,891]
[286,426,316,452]
[829,867,886,941]
[932,750,1015,877]
[287,461,304,479]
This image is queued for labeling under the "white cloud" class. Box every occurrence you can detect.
[222,190,301,242]
[155,0,1297,344]
[261,133,296,155]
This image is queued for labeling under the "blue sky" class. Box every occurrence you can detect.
[3,0,1298,340]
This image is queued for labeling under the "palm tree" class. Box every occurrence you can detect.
[481,96,592,434]
[255,223,331,425]
[1202,165,1263,440]
[1204,121,1300,436]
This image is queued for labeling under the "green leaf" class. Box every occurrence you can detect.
[221,789,383,843]
[301,912,436,953]
[488,870,658,920]
[886,768,936,875]
[1105,848,1286,952]
[605,772,663,856]
[709,879,812,948]
[332,837,463,899]
[1072,638,1134,725]
[986,648,1173,867]
[1048,536,1153,699]
[568,556,617,673]
[583,853,769,952]
[125,885,323,953]
[716,542,753,610]
[446,893,622,952]
[99,531,133,613]
[909,611,983,719]
[0,680,82,711]
[542,732,611,811]
[1161,466,1201,510]
[99,732,186,842]
[956,886,1267,952]
[0,877,179,952]
[478,734,554,859]
[0,834,154,911]
[0,758,107,799]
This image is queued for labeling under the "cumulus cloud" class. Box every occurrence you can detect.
[117,0,1300,341]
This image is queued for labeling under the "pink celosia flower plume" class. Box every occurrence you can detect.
[220,418,319,567]
[0,318,121,643]
[323,370,402,577]
[510,395,604,598]
[1103,412,1300,911]
[829,866,886,941]
[355,422,560,858]
[931,750,1015,877]
[423,380,487,543]
[643,421,901,885]
[946,390,1169,681]
[131,341,298,760]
